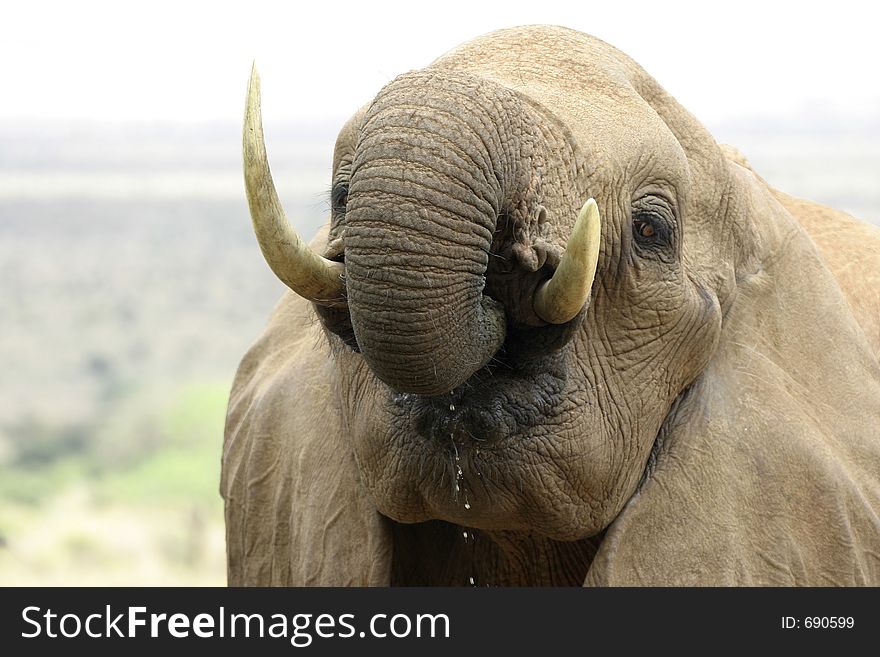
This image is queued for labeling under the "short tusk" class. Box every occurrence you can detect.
[532,198,601,324]
[243,63,346,305]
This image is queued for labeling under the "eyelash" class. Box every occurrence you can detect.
[331,185,349,216]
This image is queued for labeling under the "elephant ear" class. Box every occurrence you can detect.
[221,228,392,586]
[586,183,880,586]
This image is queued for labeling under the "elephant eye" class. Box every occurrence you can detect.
[631,193,676,254]
[630,206,674,260]
[331,183,349,216]
[634,219,655,240]
[632,213,662,244]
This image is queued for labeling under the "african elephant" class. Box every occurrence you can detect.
[222,25,880,585]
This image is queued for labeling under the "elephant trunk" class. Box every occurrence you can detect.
[343,73,516,395]
[240,68,602,395]
[344,219,507,395]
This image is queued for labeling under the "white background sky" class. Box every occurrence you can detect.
[3,0,879,127]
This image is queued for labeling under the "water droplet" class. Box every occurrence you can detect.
[449,404,455,411]
[469,577,475,585]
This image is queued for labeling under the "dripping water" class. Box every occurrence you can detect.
[461,528,478,587]
[450,432,471,510]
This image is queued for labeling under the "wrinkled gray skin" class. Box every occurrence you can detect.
[223,26,880,585]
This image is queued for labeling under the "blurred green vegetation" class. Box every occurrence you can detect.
[0,191,287,585]
[0,380,230,585]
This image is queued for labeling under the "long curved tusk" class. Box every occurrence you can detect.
[532,198,601,325]
[243,63,346,304]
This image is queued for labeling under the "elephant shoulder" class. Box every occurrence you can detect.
[775,191,880,359]
[719,143,754,172]
[720,149,880,358]
[221,292,391,585]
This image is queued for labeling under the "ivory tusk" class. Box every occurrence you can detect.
[532,198,601,324]
[243,64,346,304]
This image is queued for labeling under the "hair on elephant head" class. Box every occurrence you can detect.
[226,26,880,586]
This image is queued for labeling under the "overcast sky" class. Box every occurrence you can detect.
[3,0,878,127]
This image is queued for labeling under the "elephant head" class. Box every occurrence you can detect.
[233,26,880,583]
[244,33,726,539]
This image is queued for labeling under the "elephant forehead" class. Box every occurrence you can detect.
[553,91,689,186]
[430,26,691,184]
